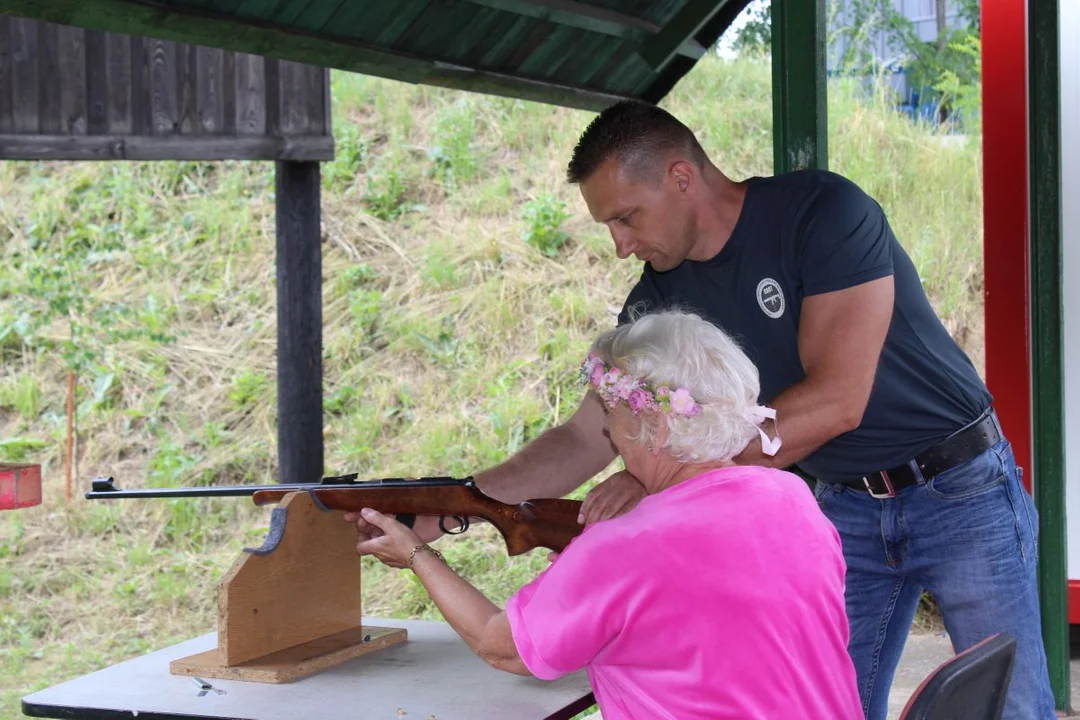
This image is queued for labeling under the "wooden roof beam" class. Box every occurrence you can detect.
[465,0,706,59]
[638,0,729,72]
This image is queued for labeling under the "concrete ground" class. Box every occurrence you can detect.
[886,632,955,718]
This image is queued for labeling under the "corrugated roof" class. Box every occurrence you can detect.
[0,0,751,110]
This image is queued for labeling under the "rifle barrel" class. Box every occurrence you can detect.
[85,475,473,500]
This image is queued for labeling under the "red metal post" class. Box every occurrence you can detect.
[984,0,1077,633]
[982,0,1031,493]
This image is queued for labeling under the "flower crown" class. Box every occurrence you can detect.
[579,352,702,417]
[579,351,784,457]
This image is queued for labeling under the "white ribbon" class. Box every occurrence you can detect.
[745,405,782,457]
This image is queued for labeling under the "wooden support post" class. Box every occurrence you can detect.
[65,371,74,504]
[170,491,407,683]
[770,0,827,174]
[275,160,323,485]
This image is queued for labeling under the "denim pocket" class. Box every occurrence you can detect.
[813,481,840,507]
[926,445,1007,500]
[1010,466,1040,558]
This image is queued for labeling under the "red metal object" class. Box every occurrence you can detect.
[982,0,1032,495]
[1070,581,1080,625]
[982,0,1079,625]
[0,463,42,510]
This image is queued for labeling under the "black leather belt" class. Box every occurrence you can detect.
[843,409,1003,498]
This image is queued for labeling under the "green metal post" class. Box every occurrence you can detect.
[1028,0,1069,711]
[770,0,826,494]
[770,0,827,174]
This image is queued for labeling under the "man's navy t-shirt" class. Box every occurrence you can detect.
[618,169,992,482]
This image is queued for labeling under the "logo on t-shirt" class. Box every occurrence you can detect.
[756,278,785,319]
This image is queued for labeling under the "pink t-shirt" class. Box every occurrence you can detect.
[506,466,861,720]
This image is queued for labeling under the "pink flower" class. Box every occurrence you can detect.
[670,388,698,416]
[655,386,670,398]
[614,375,636,398]
[590,364,606,386]
[627,389,649,414]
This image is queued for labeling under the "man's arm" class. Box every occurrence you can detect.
[348,391,616,548]
[735,275,894,468]
[473,390,617,504]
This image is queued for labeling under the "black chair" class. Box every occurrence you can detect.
[899,633,1017,720]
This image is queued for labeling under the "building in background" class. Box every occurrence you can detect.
[721,0,980,127]
[829,0,979,124]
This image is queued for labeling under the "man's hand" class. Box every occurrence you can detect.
[350,508,425,569]
[578,470,647,525]
[344,511,448,557]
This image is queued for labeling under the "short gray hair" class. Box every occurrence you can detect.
[588,310,762,462]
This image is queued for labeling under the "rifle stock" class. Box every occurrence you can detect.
[253,485,583,556]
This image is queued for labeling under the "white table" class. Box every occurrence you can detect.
[22,618,595,720]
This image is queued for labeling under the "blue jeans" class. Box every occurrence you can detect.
[814,438,1055,720]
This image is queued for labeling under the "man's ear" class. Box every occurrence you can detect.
[669,160,694,194]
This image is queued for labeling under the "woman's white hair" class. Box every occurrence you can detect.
[589,309,762,463]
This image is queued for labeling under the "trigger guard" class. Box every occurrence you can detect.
[440,515,469,535]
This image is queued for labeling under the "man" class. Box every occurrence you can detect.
[352,101,1054,719]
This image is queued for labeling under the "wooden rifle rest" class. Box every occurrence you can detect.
[170,491,407,683]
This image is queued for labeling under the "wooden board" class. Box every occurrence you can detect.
[0,14,332,161]
[167,490,406,683]
[218,491,367,666]
[170,624,407,683]
[0,134,332,159]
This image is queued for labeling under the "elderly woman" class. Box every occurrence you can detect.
[349,310,861,719]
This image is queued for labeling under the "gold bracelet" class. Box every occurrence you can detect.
[408,543,445,569]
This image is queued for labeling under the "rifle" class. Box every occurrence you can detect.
[86,474,584,556]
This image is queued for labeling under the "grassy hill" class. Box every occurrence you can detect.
[0,53,982,717]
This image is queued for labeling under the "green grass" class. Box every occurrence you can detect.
[0,53,979,718]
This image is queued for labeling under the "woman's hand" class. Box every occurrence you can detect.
[579,470,647,525]
[344,510,449,558]
[349,510,530,676]
[348,508,424,569]
[344,476,457,557]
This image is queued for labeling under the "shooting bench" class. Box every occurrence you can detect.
[21,618,595,720]
[22,491,594,719]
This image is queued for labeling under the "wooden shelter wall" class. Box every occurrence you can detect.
[0,14,332,160]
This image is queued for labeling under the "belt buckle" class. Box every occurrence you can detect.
[863,471,896,499]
